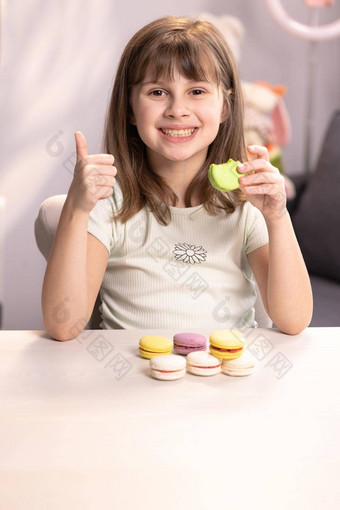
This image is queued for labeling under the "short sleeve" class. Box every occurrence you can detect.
[243,202,269,254]
[87,185,123,253]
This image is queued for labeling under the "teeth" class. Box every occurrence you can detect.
[162,128,195,137]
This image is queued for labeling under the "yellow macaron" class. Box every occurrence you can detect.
[139,335,173,359]
[209,329,245,360]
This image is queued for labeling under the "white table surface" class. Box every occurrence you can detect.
[0,327,339,509]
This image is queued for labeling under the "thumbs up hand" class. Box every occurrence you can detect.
[68,131,117,213]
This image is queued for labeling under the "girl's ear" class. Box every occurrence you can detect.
[220,103,228,124]
[128,98,136,125]
[130,112,136,126]
[220,89,232,124]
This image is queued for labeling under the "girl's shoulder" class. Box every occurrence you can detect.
[236,199,263,221]
[229,200,267,238]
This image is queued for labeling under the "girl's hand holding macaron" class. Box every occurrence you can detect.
[238,145,287,222]
[68,131,117,214]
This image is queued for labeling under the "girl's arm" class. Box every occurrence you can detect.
[42,132,116,341]
[241,146,313,335]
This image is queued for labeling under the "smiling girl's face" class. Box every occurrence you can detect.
[130,68,227,171]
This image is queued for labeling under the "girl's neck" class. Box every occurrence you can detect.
[158,161,201,208]
[147,151,206,208]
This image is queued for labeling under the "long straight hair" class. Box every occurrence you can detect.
[103,16,247,225]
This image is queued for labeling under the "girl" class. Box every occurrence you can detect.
[42,16,313,341]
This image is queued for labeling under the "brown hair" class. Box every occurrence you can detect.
[103,16,247,225]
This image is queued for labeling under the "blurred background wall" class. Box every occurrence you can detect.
[1,0,339,329]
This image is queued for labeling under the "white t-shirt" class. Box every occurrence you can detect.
[87,184,269,330]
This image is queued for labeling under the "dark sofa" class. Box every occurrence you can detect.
[288,110,340,326]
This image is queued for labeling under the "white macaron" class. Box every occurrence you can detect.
[187,351,222,376]
[150,354,186,381]
[221,350,256,376]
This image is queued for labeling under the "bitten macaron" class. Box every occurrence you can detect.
[208,158,245,192]
[221,350,256,376]
[139,335,173,359]
[209,329,245,360]
[187,351,222,377]
[173,332,207,355]
[150,354,186,381]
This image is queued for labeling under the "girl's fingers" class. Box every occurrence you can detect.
[238,159,276,174]
[84,154,115,165]
[95,187,114,199]
[247,145,269,161]
[87,174,116,188]
[84,164,117,177]
[239,171,283,187]
[242,183,285,196]
[93,176,116,187]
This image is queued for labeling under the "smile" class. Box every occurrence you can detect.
[161,128,196,137]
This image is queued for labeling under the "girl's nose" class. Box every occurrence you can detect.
[164,95,190,118]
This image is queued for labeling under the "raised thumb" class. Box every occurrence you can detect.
[74,131,88,162]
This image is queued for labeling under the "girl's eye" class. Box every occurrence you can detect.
[191,89,205,96]
[149,89,166,97]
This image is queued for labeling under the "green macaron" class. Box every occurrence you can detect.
[208,158,244,192]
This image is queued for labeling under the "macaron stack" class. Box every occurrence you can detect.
[139,335,173,359]
[209,329,245,360]
[221,350,256,377]
[208,158,245,192]
[150,355,186,381]
[173,333,207,355]
[186,351,221,377]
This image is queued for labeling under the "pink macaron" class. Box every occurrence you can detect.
[173,333,207,355]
